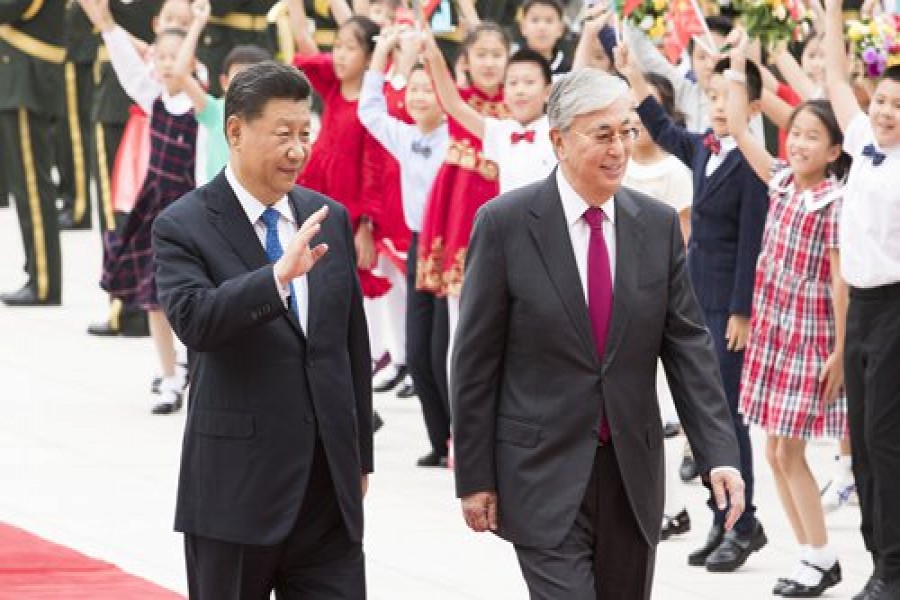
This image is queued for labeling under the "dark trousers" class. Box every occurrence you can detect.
[91,120,125,235]
[704,310,757,534]
[0,108,62,302]
[55,61,94,226]
[184,440,365,600]
[406,233,451,456]
[845,283,900,582]
[515,444,656,600]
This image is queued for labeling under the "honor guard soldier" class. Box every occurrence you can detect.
[197,0,276,96]
[0,0,65,306]
[85,0,158,336]
[56,1,97,230]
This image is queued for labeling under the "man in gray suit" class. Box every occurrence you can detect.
[452,68,746,599]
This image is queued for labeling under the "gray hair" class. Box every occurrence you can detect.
[547,68,630,131]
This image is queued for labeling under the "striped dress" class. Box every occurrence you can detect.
[740,161,846,439]
[101,97,197,310]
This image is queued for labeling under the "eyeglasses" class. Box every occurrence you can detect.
[570,127,640,148]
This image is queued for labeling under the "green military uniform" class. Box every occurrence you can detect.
[0,0,65,306]
[197,0,277,96]
[56,1,97,229]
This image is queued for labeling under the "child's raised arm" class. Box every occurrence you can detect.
[173,0,211,114]
[572,4,611,71]
[726,29,774,185]
[772,42,818,101]
[823,0,862,131]
[421,30,484,139]
[288,0,320,56]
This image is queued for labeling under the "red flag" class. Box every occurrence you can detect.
[622,0,642,16]
[422,0,441,19]
[664,0,708,63]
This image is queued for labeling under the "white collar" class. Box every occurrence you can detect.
[225,164,294,226]
[515,115,550,132]
[716,134,738,155]
[556,168,615,228]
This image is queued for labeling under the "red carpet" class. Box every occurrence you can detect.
[0,523,184,599]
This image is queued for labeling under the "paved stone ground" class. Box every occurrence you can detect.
[0,206,871,598]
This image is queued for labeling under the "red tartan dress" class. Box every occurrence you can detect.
[739,161,847,439]
[101,98,197,310]
[294,53,409,297]
[416,86,507,297]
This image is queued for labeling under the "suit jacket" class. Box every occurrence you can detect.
[636,95,768,317]
[451,173,740,549]
[153,172,372,546]
[0,0,64,116]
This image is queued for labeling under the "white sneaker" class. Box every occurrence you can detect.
[821,479,856,513]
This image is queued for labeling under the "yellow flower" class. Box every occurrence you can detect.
[847,21,866,41]
[650,21,666,39]
[653,0,667,12]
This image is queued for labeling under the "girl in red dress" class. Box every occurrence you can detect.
[728,35,850,597]
[416,22,510,370]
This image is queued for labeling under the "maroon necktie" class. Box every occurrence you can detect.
[583,207,613,443]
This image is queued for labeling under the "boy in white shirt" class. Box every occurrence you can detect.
[824,0,900,597]
[421,33,557,193]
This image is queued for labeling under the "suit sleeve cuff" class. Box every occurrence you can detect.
[272,270,290,309]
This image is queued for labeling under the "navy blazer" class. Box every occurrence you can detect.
[636,96,767,316]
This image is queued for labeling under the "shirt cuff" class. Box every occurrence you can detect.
[272,270,291,309]
[710,466,741,478]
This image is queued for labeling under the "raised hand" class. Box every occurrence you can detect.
[77,0,114,32]
[274,205,330,285]
[192,0,211,24]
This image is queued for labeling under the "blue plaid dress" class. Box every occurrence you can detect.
[101,98,197,310]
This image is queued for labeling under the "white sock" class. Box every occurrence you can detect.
[834,454,853,483]
[159,376,182,402]
[795,544,836,586]
[789,546,810,581]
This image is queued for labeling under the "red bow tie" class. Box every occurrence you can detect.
[703,132,721,155]
[511,130,536,144]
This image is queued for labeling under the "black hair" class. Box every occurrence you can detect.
[645,72,686,127]
[714,57,762,102]
[224,61,312,132]
[508,47,553,85]
[881,65,900,84]
[687,15,732,56]
[791,28,822,63]
[222,45,272,76]
[462,21,511,54]
[786,99,851,181]
[369,0,401,8]
[522,0,564,19]
[340,15,380,57]
[155,27,187,45]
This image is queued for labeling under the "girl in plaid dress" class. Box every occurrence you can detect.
[726,33,851,598]
[81,0,200,415]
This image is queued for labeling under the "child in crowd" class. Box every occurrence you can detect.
[173,0,271,185]
[422,34,556,194]
[824,0,900,596]
[728,28,850,598]
[359,28,451,467]
[517,0,571,78]
[622,71,694,542]
[618,42,770,573]
[79,0,198,415]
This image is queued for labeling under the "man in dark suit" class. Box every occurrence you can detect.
[452,68,745,599]
[153,61,372,599]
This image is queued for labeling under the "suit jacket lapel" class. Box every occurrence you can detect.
[602,189,644,375]
[528,175,599,366]
[702,150,741,201]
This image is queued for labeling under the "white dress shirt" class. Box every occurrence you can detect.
[226,165,310,333]
[484,116,558,194]
[557,168,738,477]
[704,135,738,177]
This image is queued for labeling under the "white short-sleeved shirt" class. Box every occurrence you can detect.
[623,155,693,212]
[839,113,900,288]
[483,115,557,193]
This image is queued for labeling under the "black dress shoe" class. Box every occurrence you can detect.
[87,310,149,337]
[416,450,448,468]
[705,522,767,572]
[0,285,60,306]
[396,379,416,398]
[688,524,724,566]
[779,561,841,597]
[680,453,700,482]
[862,578,900,600]
[661,509,691,540]
[373,365,408,393]
[774,578,793,595]
[58,209,91,230]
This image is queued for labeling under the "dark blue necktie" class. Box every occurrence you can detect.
[260,207,299,320]
[862,143,886,166]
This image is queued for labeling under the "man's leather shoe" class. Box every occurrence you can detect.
[0,285,60,306]
[860,578,900,600]
[416,451,448,468]
[688,524,724,566]
[773,578,792,595]
[779,561,841,597]
[58,209,91,230]
[680,453,699,482]
[661,509,691,540]
[705,522,767,572]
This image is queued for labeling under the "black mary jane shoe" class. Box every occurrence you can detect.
[779,561,841,598]
[773,578,792,595]
[661,509,691,540]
